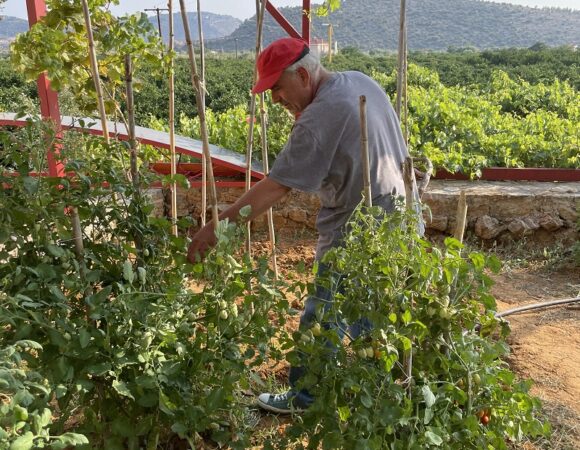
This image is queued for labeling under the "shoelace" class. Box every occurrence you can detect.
[272,392,290,402]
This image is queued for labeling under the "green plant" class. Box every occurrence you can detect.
[10,0,164,118]
[275,205,549,449]
[0,340,88,449]
[0,119,290,448]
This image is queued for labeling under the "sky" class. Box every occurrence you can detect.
[1,0,579,20]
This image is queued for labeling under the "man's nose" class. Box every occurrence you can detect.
[271,90,280,104]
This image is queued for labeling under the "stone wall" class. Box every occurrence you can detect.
[146,180,579,245]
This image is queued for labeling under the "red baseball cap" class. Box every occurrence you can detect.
[252,38,310,94]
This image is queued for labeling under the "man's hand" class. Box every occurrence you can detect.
[185,177,291,264]
[187,223,217,263]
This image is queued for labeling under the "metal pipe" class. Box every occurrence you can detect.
[496,297,580,318]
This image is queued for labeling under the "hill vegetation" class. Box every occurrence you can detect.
[208,0,580,51]
[0,11,240,42]
[151,11,241,42]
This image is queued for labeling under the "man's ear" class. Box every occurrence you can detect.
[296,66,310,87]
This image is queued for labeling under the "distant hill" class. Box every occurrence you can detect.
[0,11,240,43]
[207,0,580,51]
[0,16,28,39]
[151,12,241,43]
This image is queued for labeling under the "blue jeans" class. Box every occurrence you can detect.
[288,264,371,408]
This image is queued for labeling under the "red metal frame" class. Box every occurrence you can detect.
[26,0,64,177]
[266,0,311,44]
[23,0,302,183]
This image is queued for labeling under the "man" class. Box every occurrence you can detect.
[187,37,419,413]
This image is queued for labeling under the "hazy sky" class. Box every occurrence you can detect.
[2,0,579,20]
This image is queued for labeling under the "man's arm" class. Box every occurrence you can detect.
[187,177,291,262]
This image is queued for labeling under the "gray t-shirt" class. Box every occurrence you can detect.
[269,71,411,259]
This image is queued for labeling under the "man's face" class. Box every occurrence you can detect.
[269,67,312,115]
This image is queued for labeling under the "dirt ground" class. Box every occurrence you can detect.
[256,231,580,449]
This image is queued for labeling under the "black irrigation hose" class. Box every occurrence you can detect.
[495,297,580,318]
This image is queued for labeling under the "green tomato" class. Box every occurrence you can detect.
[310,323,322,337]
[357,348,368,359]
[365,347,374,358]
[439,307,451,319]
[13,405,28,422]
[219,310,229,320]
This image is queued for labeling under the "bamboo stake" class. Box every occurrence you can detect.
[80,0,109,144]
[259,92,278,279]
[402,156,415,398]
[197,0,207,227]
[359,95,372,207]
[395,0,407,121]
[402,31,409,144]
[453,190,468,243]
[243,0,268,256]
[179,0,219,228]
[402,157,414,211]
[168,1,178,237]
[125,54,145,263]
[124,55,139,191]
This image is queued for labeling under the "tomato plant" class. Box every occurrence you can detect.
[0,119,290,448]
[275,205,549,449]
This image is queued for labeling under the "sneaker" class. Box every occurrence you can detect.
[256,391,303,414]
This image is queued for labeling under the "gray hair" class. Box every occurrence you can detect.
[284,52,321,75]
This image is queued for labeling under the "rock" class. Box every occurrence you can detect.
[508,216,540,238]
[288,209,308,224]
[507,219,528,238]
[475,215,504,240]
[539,213,564,231]
[426,215,448,232]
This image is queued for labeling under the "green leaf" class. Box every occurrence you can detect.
[422,385,436,408]
[424,430,443,446]
[22,176,39,195]
[338,406,351,422]
[112,380,135,400]
[424,407,434,424]
[9,431,34,450]
[159,390,175,416]
[46,243,65,258]
[171,422,188,437]
[360,393,373,408]
[31,408,52,434]
[86,362,111,376]
[55,433,89,446]
[122,260,134,284]
[79,328,90,349]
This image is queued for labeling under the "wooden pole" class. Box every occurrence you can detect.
[395,0,407,120]
[243,0,268,256]
[327,23,333,63]
[197,0,207,227]
[402,157,414,211]
[359,96,372,207]
[179,0,219,228]
[124,55,139,191]
[453,190,468,243]
[402,30,409,144]
[81,0,109,144]
[402,156,415,398]
[168,1,178,237]
[259,93,278,278]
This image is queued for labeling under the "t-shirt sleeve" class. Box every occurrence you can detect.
[268,123,335,193]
